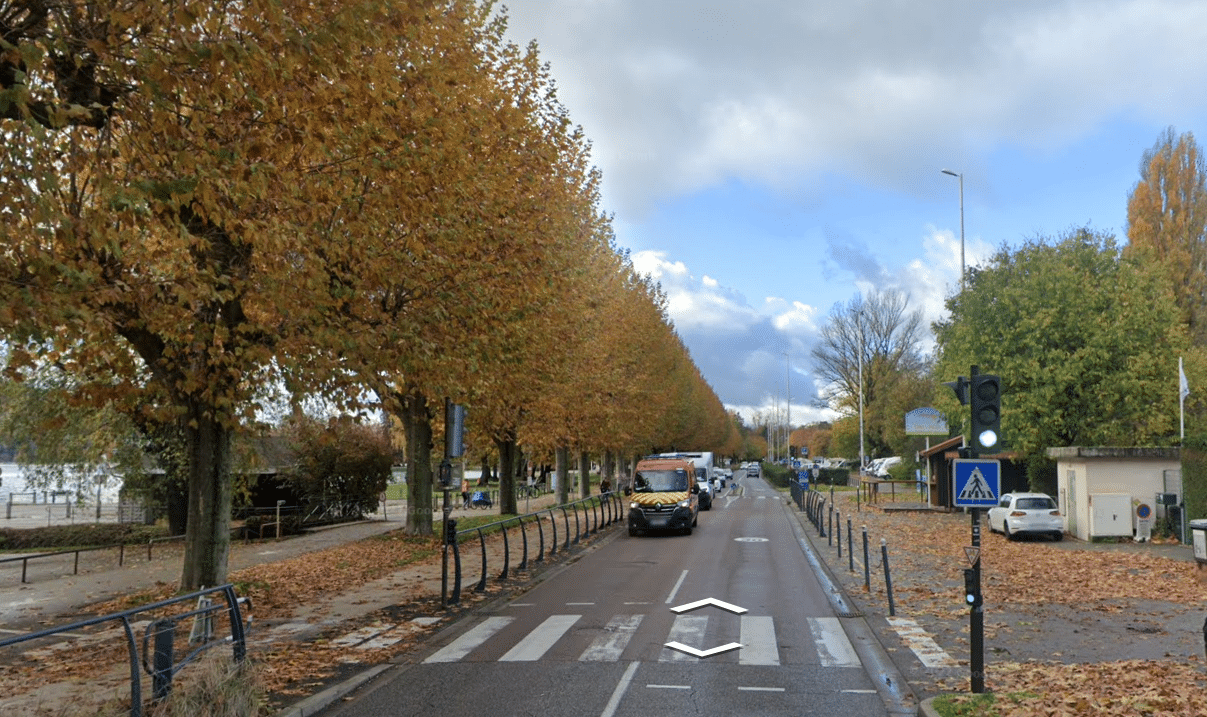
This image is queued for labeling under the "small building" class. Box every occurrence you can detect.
[1046,446,1182,541]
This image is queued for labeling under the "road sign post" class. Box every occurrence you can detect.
[953,457,998,694]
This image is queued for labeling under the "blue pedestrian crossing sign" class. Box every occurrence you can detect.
[953,459,1000,507]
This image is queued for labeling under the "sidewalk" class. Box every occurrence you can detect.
[0,495,562,630]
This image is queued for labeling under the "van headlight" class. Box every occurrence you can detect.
[630,502,639,510]
[678,500,691,508]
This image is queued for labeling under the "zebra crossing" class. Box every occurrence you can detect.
[421,612,862,667]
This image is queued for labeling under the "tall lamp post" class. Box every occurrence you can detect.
[858,309,865,472]
[783,352,791,461]
[941,169,965,291]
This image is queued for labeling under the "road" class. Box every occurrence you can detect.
[320,476,900,717]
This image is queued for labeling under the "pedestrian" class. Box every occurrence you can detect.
[461,478,471,509]
[600,477,611,495]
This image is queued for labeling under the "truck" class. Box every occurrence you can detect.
[653,452,716,510]
[627,456,699,536]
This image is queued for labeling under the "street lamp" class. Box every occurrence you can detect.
[783,352,791,461]
[858,309,865,473]
[941,169,965,291]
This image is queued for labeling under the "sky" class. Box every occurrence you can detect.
[498,0,1207,427]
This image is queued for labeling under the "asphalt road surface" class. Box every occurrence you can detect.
[320,477,896,717]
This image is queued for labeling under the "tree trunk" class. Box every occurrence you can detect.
[179,405,233,592]
[400,388,435,536]
[555,446,569,503]
[494,432,518,515]
[579,450,591,498]
[480,455,492,486]
[604,451,615,485]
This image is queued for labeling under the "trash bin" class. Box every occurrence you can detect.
[1191,519,1207,566]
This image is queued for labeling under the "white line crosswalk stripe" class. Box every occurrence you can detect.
[418,612,863,668]
[500,615,581,661]
[659,615,707,662]
[738,615,779,665]
[579,614,643,662]
[807,617,861,667]
[423,616,513,663]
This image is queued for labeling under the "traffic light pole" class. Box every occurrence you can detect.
[968,366,985,694]
[970,509,984,693]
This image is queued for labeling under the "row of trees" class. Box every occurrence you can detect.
[807,127,1207,489]
[0,1,735,590]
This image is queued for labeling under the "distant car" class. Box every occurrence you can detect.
[988,492,1064,541]
[746,463,760,477]
[875,456,902,477]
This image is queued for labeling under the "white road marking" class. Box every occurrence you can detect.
[567,602,595,606]
[807,617,861,668]
[423,616,513,663]
[664,569,689,604]
[660,615,707,662]
[647,684,691,690]
[886,616,958,668]
[739,615,779,665]
[499,614,580,662]
[599,661,640,717]
[738,686,786,692]
[580,614,643,662]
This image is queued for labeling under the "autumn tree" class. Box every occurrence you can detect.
[0,0,504,587]
[1126,127,1207,342]
[934,228,1188,462]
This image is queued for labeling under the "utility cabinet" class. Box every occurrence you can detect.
[1090,493,1133,538]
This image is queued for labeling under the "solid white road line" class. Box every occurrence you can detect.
[499,614,581,662]
[599,661,640,717]
[738,615,779,665]
[579,614,643,662]
[423,616,513,663]
[664,569,689,604]
[807,617,861,668]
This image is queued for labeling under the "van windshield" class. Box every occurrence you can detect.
[634,470,689,492]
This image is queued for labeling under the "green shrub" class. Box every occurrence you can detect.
[0,523,170,551]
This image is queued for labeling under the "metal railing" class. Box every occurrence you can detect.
[441,492,624,605]
[0,534,187,584]
[0,584,250,717]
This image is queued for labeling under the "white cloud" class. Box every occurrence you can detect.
[502,0,1207,215]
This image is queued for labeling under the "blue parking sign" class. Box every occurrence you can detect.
[953,459,1000,508]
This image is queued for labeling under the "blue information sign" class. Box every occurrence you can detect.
[952,459,1000,508]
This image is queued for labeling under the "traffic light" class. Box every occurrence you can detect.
[963,567,982,608]
[969,374,1001,453]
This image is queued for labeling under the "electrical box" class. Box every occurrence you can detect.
[1157,492,1179,506]
[1089,493,1133,538]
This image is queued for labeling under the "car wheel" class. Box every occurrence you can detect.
[1003,522,1014,540]
[1052,531,1063,542]
[628,527,638,537]
[692,513,698,527]
[683,526,693,535]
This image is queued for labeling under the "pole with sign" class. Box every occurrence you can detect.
[946,365,1002,693]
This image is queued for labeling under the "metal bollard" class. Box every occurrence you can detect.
[847,517,854,572]
[881,538,895,616]
[151,620,175,701]
[862,526,870,591]
[836,511,842,558]
[827,505,833,546]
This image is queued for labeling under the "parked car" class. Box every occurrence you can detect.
[746,463,760,477]
[987,492,1064,541]
[874,456,902,477]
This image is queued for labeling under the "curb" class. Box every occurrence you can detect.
[276,665,392,717]
[919,695,941,716]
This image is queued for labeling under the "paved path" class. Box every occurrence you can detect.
[0,495,564,630]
